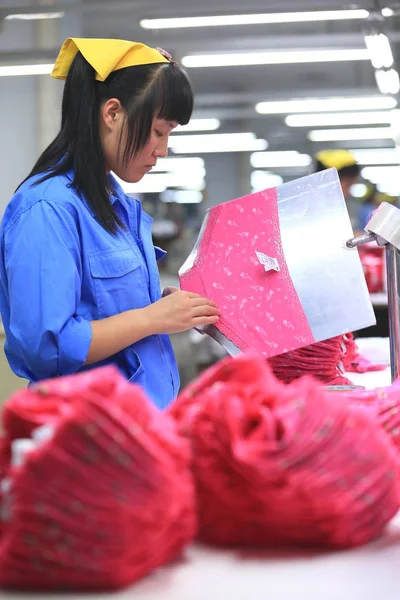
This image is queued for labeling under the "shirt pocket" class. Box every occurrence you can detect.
[89,248,150,319]
[154,246,167,262]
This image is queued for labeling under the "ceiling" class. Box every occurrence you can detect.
[0,0,400,171]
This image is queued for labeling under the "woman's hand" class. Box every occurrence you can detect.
[144,290,220,335]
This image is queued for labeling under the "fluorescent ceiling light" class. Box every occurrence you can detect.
[350,183,368,198]
[361,166,400,182]
[382,7,394,17]
[140,9,368,29]
[169,139,268,153]
[175,118,220,132]
[256,96,397,114]
[350,148,400,165]
[250,151,312,168]
[377,182,400,195]
[251,170,284,191]
[5,12,64,20]
[154,157,205,172]
[169,132,268,153]
[308,127,393,141]
[169,132,256,145]
[375,68,400,95]
[116,173,205,194]
[0,64,54,77]
[117,177,166,194]
[364,33,394,69]
[161,190,203,204]
[182,48,369,68]
[285,110,398,127]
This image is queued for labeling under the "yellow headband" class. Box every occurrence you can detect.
[316,149,358,171]
[51,37,170,82]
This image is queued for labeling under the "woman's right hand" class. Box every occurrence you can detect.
[143,290,220,335]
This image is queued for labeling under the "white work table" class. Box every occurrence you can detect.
[0,514,399,600]
[0,338,398,600]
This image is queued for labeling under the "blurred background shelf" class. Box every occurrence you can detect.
[370,292,388,306]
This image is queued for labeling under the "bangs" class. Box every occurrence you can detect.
[118,63,194,165]
[154,64,194,126]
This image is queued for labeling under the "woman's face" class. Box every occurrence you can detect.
[100,99,177,182]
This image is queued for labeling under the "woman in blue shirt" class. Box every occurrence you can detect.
[0,38,219,409]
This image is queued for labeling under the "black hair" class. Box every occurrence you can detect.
[314,159,360,180]
[19,52,194,234]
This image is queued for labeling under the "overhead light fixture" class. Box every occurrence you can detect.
[168,132,268,153]
[364,33,394,69]
[251,170,284,191]
[375,68,400,95]
[285,110,398,127]
[256,95,397,114]
[182,48,369,68]
[174,118,220,132]
[250,151,312,168]
[308,127,393,141]
[5,11,64,20]
[115,172,205,194]
[350,148,400,165]
[361,165,400,182]
[0,64,54,77]
[153,157,205,172]
[377,182,400,195]
[161,190,203,204]
[350,183,369,198]
[382,8,395,18]
[116,176,166,194]
[140,9,368,29]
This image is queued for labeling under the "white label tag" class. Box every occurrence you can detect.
[255,251,280,272]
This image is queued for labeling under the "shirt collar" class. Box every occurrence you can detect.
[64,169,124,217]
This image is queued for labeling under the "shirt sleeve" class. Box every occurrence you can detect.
[3,199,92,380]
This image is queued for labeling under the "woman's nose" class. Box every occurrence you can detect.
[155,138,169,158]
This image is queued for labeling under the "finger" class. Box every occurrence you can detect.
[189,297,218,309]
[192,315,220,326]
[192,305,220,317]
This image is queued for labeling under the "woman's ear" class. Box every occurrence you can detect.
[101,98,123,131]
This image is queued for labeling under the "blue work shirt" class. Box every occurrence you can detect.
[0,170,180,409]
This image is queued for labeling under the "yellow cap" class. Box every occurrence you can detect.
[316,149,357,171]
[375,192,397,205]
[51,37,170,82]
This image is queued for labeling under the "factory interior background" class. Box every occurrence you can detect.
[0,0,399,400]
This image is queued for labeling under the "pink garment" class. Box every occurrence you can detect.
[0,367,196,591]
[170,353,400,549]
[180,189,315,357]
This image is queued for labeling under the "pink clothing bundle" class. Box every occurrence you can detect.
[341,379,400,453]
[268,333,386,386]
[268,336,354,386]
[342,333,387,374]
[170,353,400,549]
[0,367,196,591]
[0,355,398,592]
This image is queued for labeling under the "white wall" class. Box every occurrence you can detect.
[0,76,37,217]
[0,21,37,216]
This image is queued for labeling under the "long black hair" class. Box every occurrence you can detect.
[19,52,194,234]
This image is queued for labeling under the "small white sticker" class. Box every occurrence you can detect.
[255,251,280,272]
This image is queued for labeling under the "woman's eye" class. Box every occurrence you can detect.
[155,129,163,138]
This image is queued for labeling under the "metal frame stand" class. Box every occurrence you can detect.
[347,202,400,383]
